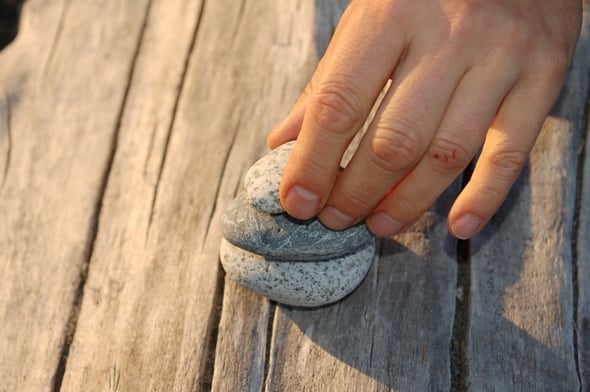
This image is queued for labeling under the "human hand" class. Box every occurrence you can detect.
[267,0,582,239]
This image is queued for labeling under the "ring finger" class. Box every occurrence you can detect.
[366,61,519,236]
[318,46,466,229]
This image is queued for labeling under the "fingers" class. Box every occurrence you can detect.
[317,42,467,229]
[448,69,566,239]
[364,61,519,237]
[278,2,407,220]
[270,0,577,238]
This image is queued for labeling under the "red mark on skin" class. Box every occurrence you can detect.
[433,150,457,163]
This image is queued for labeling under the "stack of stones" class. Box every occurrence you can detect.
[220,141,376,307]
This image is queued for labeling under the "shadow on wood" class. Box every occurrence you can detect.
[265,187,459,391]
[469,163,579,390]
[0,0,23,51]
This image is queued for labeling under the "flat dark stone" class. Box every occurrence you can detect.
[221,192,374,260]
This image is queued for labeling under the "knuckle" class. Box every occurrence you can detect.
[474,182,505,203]
[487,148,528,180]
[391,192,426,218]
[426,137,473,174]
[450,8,484,43]
[311,80,366,135]
[504,20,533,53]
[337,188,375,214]
[370,124,422,173]
[536,48,569,84]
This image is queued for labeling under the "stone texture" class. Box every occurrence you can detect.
[219,238,375,307]
[243,140,295,214]
[220,140,377,307]
[221,192,374,261]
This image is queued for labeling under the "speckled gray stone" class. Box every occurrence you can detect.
[219,238,375,307]
[221,192,374,261]
[244,140,295,214]
[220,140,377,306]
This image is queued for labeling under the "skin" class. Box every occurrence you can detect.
[267,0,583,239]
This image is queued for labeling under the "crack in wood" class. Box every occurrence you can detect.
[368,328,376,368]
[572,70,590,392]
[1,93,11,190]
[143,121,159,180]
[201,119,240,248]
[229,0,247,47]
[450,166,474,392]
[197,266,225,392]
[451,238,470,392]
[41,0,70,83]
[50,1,154,390]
[569,9,590,388]
[145,0,207,243]
[262,303,277,390]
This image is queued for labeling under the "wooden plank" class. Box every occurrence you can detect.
[211,280,271,392]
[465,5,590,390]
[0,0,149,390]
[213,1,458,390]
[57,0,206,390]
[265,190,459,391]
[209,1,319,390]
[578,127,590,386]
[577,4,590,390]
[267,2,458,389]
[59,0,321,390]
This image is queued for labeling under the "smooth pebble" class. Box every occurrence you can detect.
[221,192,374,261]
[243,141,295,214]
[219,238,375,307]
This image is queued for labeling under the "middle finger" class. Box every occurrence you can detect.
[319,46,466,229]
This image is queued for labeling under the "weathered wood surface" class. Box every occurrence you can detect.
[466,5,590,390]
[0,0,589,391]
[0,1,150,390]
[578,5,590,390]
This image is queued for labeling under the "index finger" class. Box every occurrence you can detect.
[279,2,408,219]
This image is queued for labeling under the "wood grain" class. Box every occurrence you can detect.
[212,0,458,389]
[209,0,318,391]
[59,0,318,390]
[0,0,149,390]
[577,4,590,391]
[264,187,459,391]
[578,146,590,384]
[211,279,271,392]
[1,0,588,390]
[465,4,590,390]
[57,1,225,391]
[578,128,590,388]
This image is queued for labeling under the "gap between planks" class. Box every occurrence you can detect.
[50,1,154,390]
[573,57,590,389]
[145,0,207,243]
[450,162,475,392]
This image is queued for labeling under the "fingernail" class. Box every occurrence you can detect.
[319,206,355,230]
[368,212,406,237]
[451,213,483,239]
[284,185,320,219]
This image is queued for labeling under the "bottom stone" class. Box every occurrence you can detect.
[219,238,375,307]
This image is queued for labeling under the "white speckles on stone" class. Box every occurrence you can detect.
[219,238,375,307]
[244,140,295,214]
[219,140,377,307]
